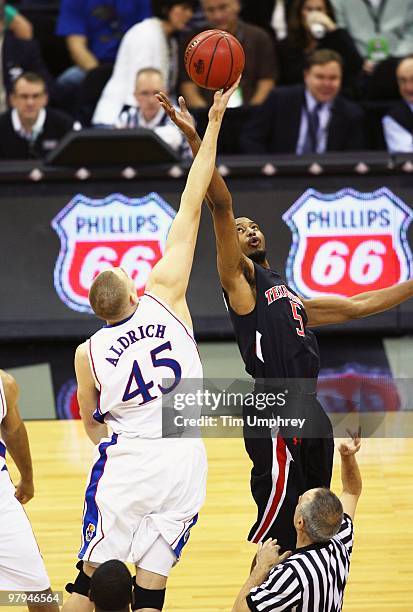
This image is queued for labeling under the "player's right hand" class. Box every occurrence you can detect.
[208,75,242,122]
[15,478,34,504]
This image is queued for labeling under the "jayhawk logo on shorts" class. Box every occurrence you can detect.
[283,187,413,298]
[51,192,176,313]
[85,523,96,542]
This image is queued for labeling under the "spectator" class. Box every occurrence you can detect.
[0,1,51,115]
[88,560,132,612]
[118,68,191,158]
[383,56,413,153]
[240,49,364,154]
[232,433,362,612]
[92,1,195,126]
[276,0,362,93]
[241,0,294,40]
[331,0,413,97]
[55,0,152,94]
[5,4,33,39]
[180,0,277,108]
[0,72,75,160]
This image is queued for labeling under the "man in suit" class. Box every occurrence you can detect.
[383,56,413,153]
[240,48,364,154]
[0,72,75,159]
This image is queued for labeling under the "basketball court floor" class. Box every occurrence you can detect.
[3,425,412,611]
[3,341,413,610]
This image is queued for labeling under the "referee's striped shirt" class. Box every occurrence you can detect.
[247,514,354,612]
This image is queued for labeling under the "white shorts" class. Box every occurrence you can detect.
[0,470,50,591]
[79,434,207,575]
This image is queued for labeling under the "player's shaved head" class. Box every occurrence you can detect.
[89,269,134,321]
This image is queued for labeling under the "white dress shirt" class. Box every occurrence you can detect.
[11,108,47,140]
[296,90,333,154]
[382,102,413,153]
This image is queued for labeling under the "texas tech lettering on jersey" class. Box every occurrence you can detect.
[265,284,304,307]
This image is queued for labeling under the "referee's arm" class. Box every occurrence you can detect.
[232,539,292,612]
[337,433,362,520]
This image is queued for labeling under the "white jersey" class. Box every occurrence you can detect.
[88,292,203,438]
[0,376,7,472]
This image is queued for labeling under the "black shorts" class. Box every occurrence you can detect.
[243,395,334,552]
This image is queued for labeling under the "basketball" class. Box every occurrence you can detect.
[184,29,245,90]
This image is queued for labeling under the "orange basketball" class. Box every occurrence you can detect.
[184,29,245,90]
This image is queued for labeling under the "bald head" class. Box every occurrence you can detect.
[397,56,413,105]
[296,488,343,543]
[89,269,136,321]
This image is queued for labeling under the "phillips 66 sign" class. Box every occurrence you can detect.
[283,188,413,297]
[52,192,176,313]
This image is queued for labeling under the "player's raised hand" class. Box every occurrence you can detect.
[15,478,34,504]
[256,538,292,572]
[208,75,242,122]
[156,92,196,140]
[337,427,362,456]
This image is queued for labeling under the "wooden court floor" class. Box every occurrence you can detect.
[4,421,413,611]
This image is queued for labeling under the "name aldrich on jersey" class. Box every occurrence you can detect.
[106,322,167,367]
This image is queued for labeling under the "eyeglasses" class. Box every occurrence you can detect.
[14,92,46,101]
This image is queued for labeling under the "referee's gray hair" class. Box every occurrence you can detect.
[300,488,343,543]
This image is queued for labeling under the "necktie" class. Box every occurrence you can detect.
[302,102,323,154]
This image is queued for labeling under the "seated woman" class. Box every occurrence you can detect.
[277,0,362,94]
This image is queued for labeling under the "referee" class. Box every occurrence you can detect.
[232,433,362,612]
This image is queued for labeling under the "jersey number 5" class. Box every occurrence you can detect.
[290,301,305,337]
[122,341,182,405]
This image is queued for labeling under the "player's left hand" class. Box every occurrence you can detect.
[15,478,34,504]
[256,538,292,572]
[208,75,242,122]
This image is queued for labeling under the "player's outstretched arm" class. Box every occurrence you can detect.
[0,371,34,504]
[75,343,108,444]
[146,79,240,312]
[337,431,362,521]
[303,279,413,326]
[156,92,233,212]
[156,92,252,299]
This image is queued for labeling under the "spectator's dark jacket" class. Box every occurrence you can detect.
[2,31,52,95]
[387,101,413,134]
[0,108,73,159]
[240,84,365,154]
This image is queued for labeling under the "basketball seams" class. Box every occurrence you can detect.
[222,35,234,90]
[185,29,245,90]
[204,35,225,89]
[186,30,223,78]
